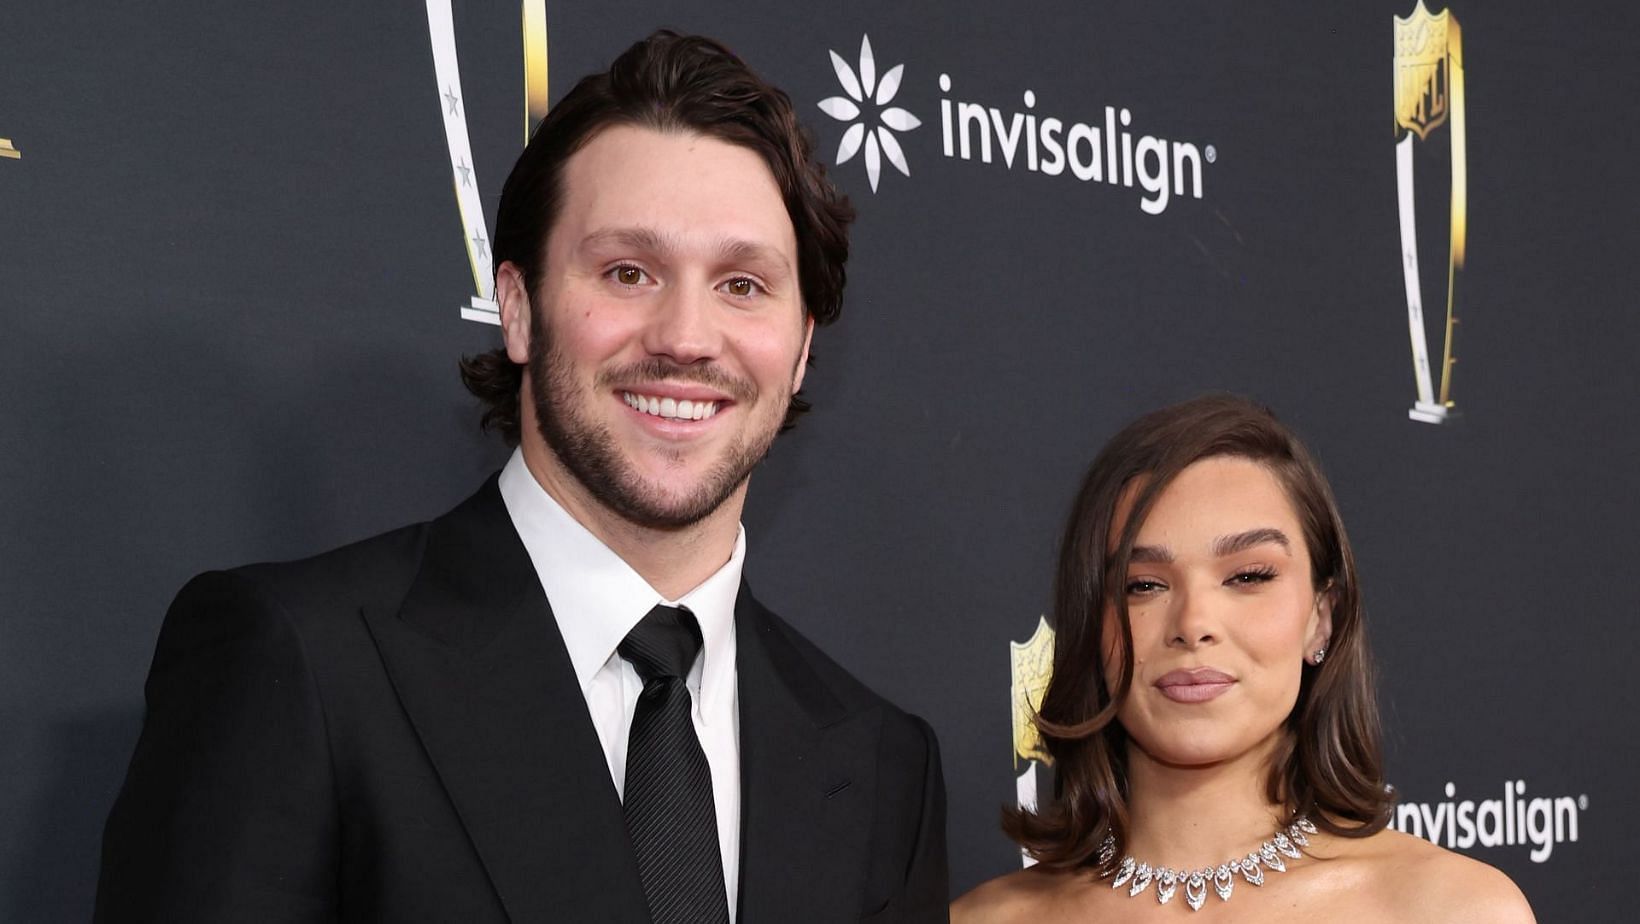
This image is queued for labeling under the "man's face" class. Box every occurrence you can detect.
[504,124,811,529]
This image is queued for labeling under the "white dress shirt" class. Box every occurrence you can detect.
[498,450,742,916]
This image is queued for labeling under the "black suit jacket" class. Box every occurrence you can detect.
[96,478,948,922]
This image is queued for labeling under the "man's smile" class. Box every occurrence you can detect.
[621,390,724,421]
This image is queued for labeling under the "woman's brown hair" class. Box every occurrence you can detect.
[1003,394,1394,869]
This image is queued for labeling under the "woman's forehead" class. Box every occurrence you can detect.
[1110,457,1303,553]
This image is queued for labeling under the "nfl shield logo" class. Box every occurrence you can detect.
[1010,616,1056,768]
[1394,1,1461,141]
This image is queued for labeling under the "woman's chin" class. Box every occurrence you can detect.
[1128,731,1276,771]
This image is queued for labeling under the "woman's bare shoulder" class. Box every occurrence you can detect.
[951,865,1086,924]
[1337,828,1535,923]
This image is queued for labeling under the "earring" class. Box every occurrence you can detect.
[1313,647,1327,665]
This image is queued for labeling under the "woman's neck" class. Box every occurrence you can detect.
[1120,735,1290,869]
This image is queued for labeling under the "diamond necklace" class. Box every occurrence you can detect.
[1097,817,1317,912]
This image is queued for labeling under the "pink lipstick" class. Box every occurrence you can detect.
[1154,668,1236,704]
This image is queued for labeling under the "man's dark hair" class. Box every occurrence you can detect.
[460,30,855,444]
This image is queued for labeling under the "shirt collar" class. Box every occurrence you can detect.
[497,449,743,719]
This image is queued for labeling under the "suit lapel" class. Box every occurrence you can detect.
[735,589,878,921]
[362,478,649,922]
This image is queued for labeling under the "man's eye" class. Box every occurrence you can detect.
[722,277,760,297]
[611,265,647,286]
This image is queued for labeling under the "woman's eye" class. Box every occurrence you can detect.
[1126,579,1165,596]
[611,265,647,286]
[1227,569,1276,586]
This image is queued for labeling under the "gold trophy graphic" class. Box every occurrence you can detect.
[1010,616,1055,867]
[425,0,549,324]
[1394,1,1467,424]
[0,137,19,159]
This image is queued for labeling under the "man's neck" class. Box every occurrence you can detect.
[519,439,744,601]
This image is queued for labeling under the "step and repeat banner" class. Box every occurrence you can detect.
[4,1,1635,919]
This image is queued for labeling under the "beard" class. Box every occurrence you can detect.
[527,316,787,531]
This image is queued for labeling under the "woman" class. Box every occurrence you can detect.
[954,395,1531,922]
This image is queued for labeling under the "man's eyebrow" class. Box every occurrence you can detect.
[579,227,792,274]
[1213,528,1292,557]
[715,237,792,275]
[580,226,672,254]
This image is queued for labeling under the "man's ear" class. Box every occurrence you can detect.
[496,261,532,364]
[792,314,816,392]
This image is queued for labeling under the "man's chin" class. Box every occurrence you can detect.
[602,482,740,531]
[532,389,774,531]
[564,452,747,528]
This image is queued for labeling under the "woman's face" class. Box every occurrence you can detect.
[1104,455,1331,769]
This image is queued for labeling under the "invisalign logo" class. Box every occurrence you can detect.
[937,75,1214,215]
[1392,780,1587,863]
[814,33,1218,214]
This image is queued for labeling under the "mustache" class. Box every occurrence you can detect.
[596,358,757,402]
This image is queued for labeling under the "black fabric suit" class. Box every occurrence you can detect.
[95,478,948,922]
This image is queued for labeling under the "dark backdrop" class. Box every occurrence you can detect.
[4,2,1634,919]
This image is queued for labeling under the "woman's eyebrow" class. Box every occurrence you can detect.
[1213,527,1291,557]
[1130,544,1173,564]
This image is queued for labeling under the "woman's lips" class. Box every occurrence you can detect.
[1154,668,1236,703]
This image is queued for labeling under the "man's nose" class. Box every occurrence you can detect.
[642,281,723,365]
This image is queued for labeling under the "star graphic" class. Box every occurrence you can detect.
[456,158,473,187]
[817,35,921,192]
[471,229,488,259]
[444,85,460,116]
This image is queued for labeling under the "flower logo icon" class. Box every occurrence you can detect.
[817,35,922,192]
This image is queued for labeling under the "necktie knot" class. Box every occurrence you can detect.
[619,604,703,683]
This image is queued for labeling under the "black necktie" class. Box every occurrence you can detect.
[619,605,730,924]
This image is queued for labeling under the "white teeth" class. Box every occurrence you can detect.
[623,391,718,421]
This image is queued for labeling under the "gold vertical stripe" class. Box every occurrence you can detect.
[1439,14,1465,405]
[522,0,550,142]
[454,178,483,295]
[1447,21,1467,268]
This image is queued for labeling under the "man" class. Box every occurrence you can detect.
[96,31,947,923]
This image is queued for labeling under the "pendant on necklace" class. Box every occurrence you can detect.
[1098,817,1317,912]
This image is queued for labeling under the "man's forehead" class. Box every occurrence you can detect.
[553,124,797,254]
